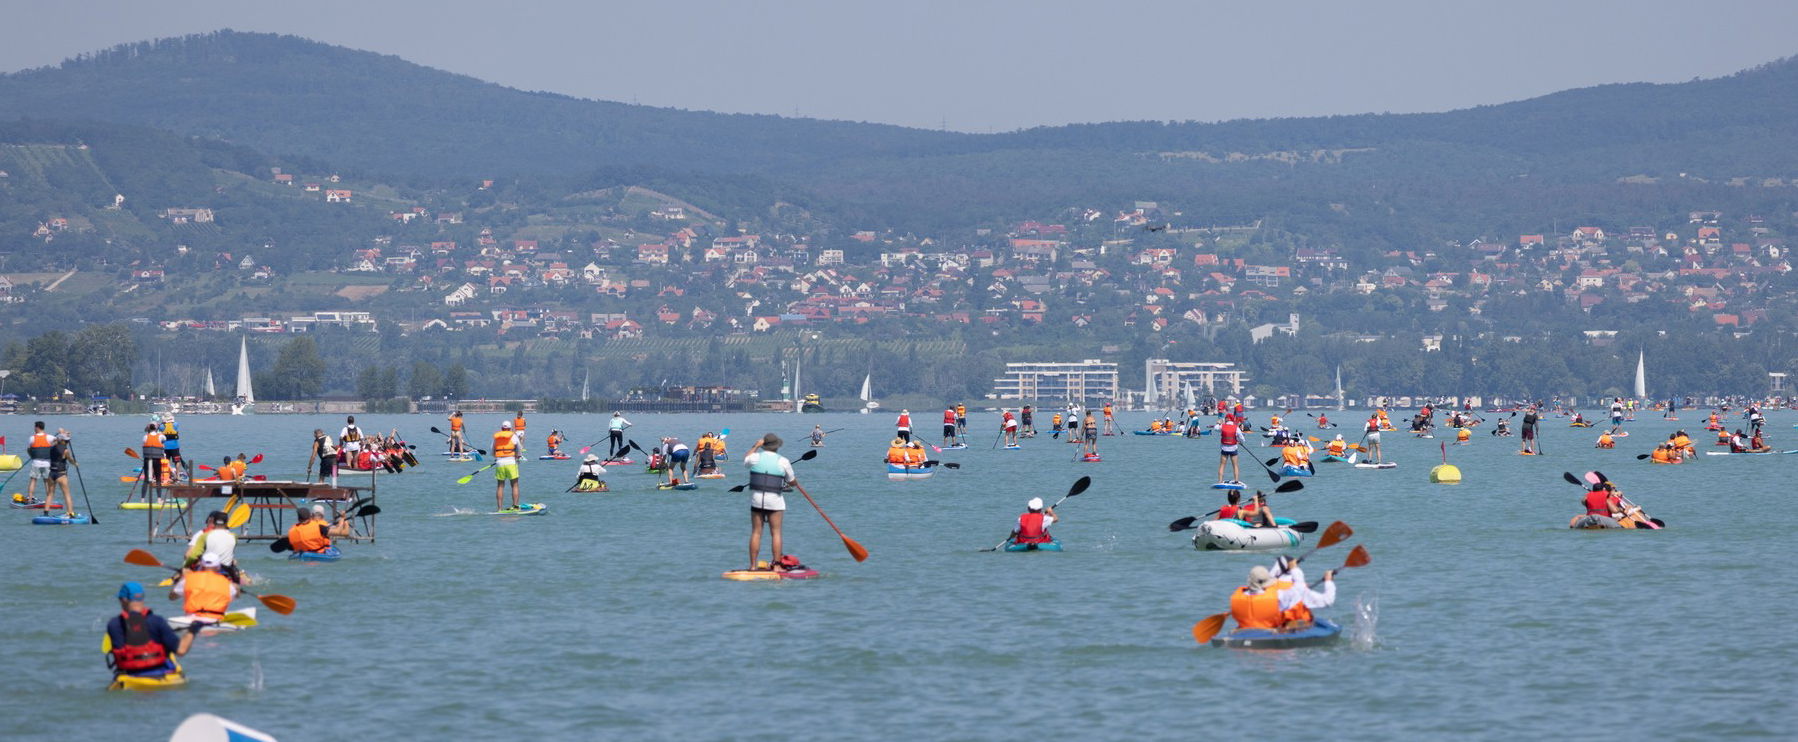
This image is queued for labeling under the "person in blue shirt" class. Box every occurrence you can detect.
[105,582,189,679]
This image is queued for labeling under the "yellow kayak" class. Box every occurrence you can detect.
[109,664,188,691]
[118,500,188,510]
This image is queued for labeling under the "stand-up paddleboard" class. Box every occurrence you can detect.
[723,563,821,581]
[170,713,279,741]
[1003,445,1022,450]
[118,500,187,510]
[657,483,700,490]
[1080,455,1102,462]
[1211,481,1246,490]
[697,473,726,479]
[538,454,570,461]
[602,458,635,466]
[489,503,548,516]
[32,513,90,524]
[1354,462,1398,469]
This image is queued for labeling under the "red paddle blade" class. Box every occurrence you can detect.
[1343,545,1371,569]
[1315,521,1353,549]
[250,454,265,464]
[123,549,164,568]
[1191,613,1228,644]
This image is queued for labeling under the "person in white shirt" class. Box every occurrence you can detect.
[1271,555,1337,616]
[183,510,240,582]
[573,454,607,491]
[744,434,798,570]
[340,416,365,460]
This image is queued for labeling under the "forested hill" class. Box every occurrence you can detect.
[4,31,1798,236]
[6,30,1798,183]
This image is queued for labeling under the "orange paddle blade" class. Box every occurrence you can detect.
[1315,521,1354,550]
[1343,544,1370,569]
[1191,613,1228,644]
[842,535,869,562]
[118,475,137,483]
[123,549,165,568]
[124,448,139,459]
[256,594,297,615]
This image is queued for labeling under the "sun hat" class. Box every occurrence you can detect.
[1027,497,1044,511]
[1247,565,1275,590]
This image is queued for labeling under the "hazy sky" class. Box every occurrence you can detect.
[5,1,1798,132]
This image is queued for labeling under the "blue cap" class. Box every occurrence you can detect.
[117,581,145,600]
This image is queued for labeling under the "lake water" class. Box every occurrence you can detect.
[6,409,1794,740]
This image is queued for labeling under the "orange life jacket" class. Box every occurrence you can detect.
[449,417,463,432]
[1457,428,1471,441]
[288,521,332,552]
[181,569,233,620]
[1650,448,1670,463]
[1229,586,1285,629]
[29,431,52,449]
[492,431,517,459]
[513,415,526,431]
[143,430,164,449]
[1327,441,1345,455]
[1281,447,1305,466]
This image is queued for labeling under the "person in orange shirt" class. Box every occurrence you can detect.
[447,411,467,454]
[492,421,522,511]
[167,553,238,648]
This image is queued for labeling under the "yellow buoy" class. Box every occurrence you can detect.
[1430,463,1461,484]
[0,454,20,471]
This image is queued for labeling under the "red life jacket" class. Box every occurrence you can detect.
[1584,490,1611,516]
[111,610,169,672]
[1015,512,1052,544]
[1218,504,1238,520]
[944,410,956,424]
[1219,423,1239,446]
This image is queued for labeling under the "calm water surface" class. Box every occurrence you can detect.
[5,410,1794,740]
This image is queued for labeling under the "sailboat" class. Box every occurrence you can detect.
[203,367,216,399]
[859,373,878,413]
[231,337,255,415]
[580,369,591,403]
[1634,351,1647,399]
[1335,365,1345,411]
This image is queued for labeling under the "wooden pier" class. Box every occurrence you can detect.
[143,480,378,545]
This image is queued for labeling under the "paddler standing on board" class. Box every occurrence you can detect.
[1020,405,1035,437]
[1102,401,1116,436]
[1002,409,1019,447]
[942,406,959,447]
[606,412,632,459]
[492,421,522,511]
[745,434,798,571]
[1520,405,1540,454]
[106,582,187,681]
[895,409,912,443]
[447,411,468,455]
[955,403,968,438]
[307,429,338,486]
[1082,409,1099,457]
[1216,414,1243,486]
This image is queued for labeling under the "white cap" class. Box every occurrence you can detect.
[1027,497,1044,511]
[311,504,327,518]
[199,553,222,568]
[501,421,513,429]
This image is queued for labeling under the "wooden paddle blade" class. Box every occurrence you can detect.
[227,504,251,529]
[1343,545,1370,568]
[1315,521,1354,549]
[1275,479,1305,493]
[842,534,869,562]
[1191,613,1228,644]
[123,548,165,567]
[124,447,139,459]
[257,594,297,615]
[1169,516,1199,532]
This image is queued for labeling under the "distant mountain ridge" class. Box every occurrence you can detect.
[4,31,1798,233]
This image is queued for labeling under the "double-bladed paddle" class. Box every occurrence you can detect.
[268,503,380,552]
[982,476,1091,551]
[728,449,818,492]
[1189,521,1358,645]
[430,426,487,456]
[124,548,297,615]
[1167,480,1305,531]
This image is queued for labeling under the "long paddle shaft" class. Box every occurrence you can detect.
[431,426,487,456]
[123,549,297,615]
[790,481,868,562]
[68,441,96,524]
[984,477,1091,550]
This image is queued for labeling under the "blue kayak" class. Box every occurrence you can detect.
[1279,464,1314,477]
[289,546,343,562]
[1212,618,1342,649]
[32,513,90,525]
[1002,539,1063,552]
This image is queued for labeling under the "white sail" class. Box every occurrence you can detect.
[203,367,216,398]
[1634,351,1646,399]
[235,337,255,405]
[1182,381,1196,409]
[860,374,872,402]
[581,369,591,403]
[1335,364,1345,411]
[792,348,803,414]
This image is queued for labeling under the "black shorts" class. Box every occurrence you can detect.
[943,424,956,437]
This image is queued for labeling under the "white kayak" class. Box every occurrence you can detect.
[1192,518,1304,551]
[1704,449,1798,456]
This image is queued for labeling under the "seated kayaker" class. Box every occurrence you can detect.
[168,554,237,635]
[1672,431,1693,458]
[1237,491,1277,527]
[1228,560,1336,632]
[574,454,607,491]
[1495,418,1511,436]
[1649,443,1673,463]
[107,581,188,678]
[695,436,718,476]
[183,510,240,583]
[1326,435,1346,458]
[1749,430,1772,453]
[1217,491,1241,520]
[1581,481,1625,521]
[1729,430,1750,453]
[286,508,335,554]
[1571,413,1587,426]
[1456,427,1471,443]
[1010,497,1057,547]
[886,438,909,465]
[1596,432,1614,449]
[1280,441,1310,470]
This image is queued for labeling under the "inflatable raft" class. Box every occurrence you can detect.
[1192,518,1303,551]
[886,463,935,481]
[1212,618,1342,649]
